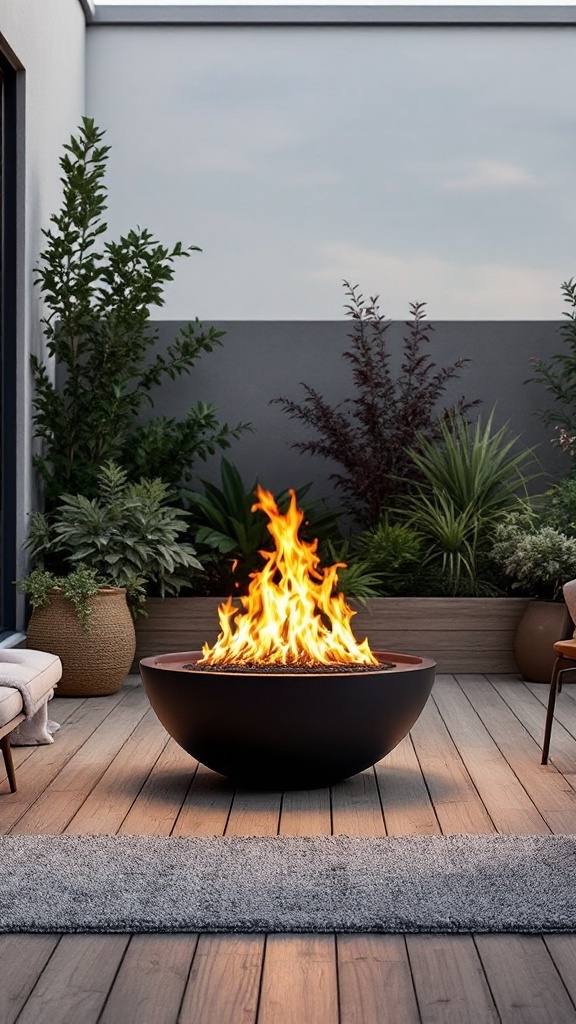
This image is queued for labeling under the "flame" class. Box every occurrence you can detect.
[200,486,378,667]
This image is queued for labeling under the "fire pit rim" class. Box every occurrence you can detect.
[140,649,434,677]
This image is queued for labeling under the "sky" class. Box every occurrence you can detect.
[86,20,576,320]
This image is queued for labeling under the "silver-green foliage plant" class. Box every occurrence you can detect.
[402,412,538,594]
[32,117,248,507]
[25,462,202,615]
[18,566,101,630]
[491,512,576,601]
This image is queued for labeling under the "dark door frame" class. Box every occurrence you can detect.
[0,44,20,635]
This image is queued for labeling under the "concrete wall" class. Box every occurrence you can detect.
[1,0,88,625]
[149,319,568,505]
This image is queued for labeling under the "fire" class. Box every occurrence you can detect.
[200,486,378,667]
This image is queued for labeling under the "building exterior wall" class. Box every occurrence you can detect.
[1,0,87,626]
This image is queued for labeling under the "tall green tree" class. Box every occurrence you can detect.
[32,118,248,507]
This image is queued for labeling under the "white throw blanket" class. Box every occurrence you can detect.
[0,674,60,746]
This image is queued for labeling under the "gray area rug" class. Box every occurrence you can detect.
[1,834,574,934]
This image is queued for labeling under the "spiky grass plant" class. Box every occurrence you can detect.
[403,412,539,594]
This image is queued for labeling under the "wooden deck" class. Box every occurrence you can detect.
[3,672,576,1023]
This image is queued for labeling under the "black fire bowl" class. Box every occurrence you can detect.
[139,651,436,790]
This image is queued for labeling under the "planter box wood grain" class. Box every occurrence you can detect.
[133,596,531,674]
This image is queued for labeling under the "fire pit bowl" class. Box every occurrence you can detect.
[139,651,435,789]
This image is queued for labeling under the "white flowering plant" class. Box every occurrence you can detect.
[491,512,576,601]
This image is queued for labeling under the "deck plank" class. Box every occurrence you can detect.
[338,935,420,1024]
[375,734,441,836]
[64,708,170,834]
[225,790,282,836]
[407,934,499,1023]
[179,934,264,1024]
[118,737,196,836]
[544,936,576,1008]
[457,674,576,833]
[10,687,150,835]
[408,689,496,834]
[0,688,130,834]
[14,935,130,1024]
[331,768,387,836]
[279,787,331,835]
[258,936,338,1024]
[99,935,198,1024]
[172,763,235,836]
[434,675,550,834]
[0,935,61,1024]
[475,934,576,1023]
[494,676,576,779]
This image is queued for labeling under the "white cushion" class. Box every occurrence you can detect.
[0,650,62,728]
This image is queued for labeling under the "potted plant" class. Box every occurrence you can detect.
[20,462,203,695]
[491,512,576,682]
[20,566,136,697]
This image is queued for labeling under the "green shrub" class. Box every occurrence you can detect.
[32,118,248,506]
[538,476,576,537]
[184,458,342,594]
[354,518,424,596]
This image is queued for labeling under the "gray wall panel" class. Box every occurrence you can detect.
[149,319,568,504]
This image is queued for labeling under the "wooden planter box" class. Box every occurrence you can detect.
[133,596,531,674]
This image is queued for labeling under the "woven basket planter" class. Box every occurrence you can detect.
[26,587,136,697]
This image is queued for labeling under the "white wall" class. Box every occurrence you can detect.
[1,0,87,624]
